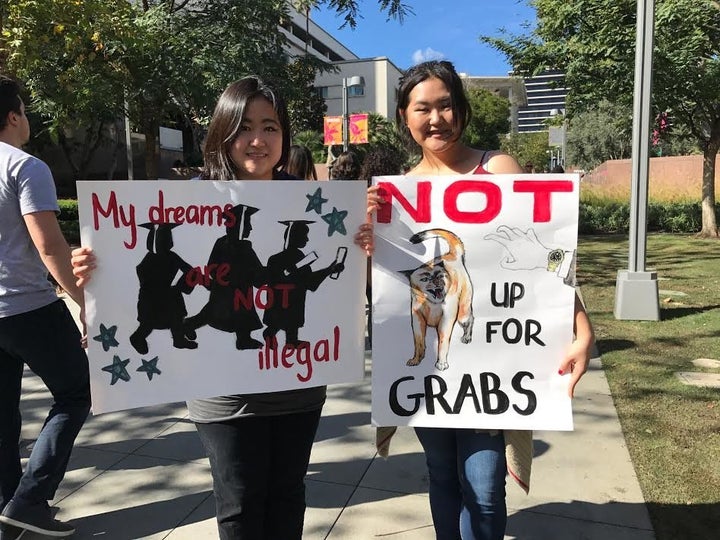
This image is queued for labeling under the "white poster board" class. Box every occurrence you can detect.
[371,174,580,431]
[77,180,367,413]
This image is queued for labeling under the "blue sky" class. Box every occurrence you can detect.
[310,0,536,76]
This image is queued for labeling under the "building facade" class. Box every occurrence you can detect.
[517,70,567,133]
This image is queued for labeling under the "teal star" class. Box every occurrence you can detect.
[93,323,119,351]
[137,356,161,381]
[305,187,329,214]
[321,207,348,237]
[101,355,131,385]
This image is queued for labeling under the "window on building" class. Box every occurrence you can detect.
[348,85,365,97]
[315,86,329,98]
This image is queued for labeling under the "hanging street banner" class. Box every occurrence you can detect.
[323,115,343,145]
[77,180,367,413]
[349,113,369,145]
[371,174,580,431]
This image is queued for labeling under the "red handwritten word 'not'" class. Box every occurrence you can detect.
[376,178,574,224]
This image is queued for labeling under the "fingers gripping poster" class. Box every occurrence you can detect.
[77,181,367,414]
[371,174,580,431]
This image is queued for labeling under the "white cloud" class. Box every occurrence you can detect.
[411,47,446,65]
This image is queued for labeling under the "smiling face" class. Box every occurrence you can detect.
[229,97,283,180]
[402,77,459,156]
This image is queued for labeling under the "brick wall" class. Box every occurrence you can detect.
[583,155,720,201]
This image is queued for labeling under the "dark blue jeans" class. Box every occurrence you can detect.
[195,408,322,540]
[0,300,90,512]
[415,427,507,540]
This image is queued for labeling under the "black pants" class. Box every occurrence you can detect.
[195,409,322,540]
[0,300,90,511]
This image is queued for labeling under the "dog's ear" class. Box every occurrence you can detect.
[398,269,414,280]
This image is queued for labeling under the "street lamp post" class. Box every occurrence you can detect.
[548,108,566,168]
[341,75,365,152]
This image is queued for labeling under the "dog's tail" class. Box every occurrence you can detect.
[409,228,464,260]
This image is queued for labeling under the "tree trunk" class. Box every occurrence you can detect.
[698,137,719,237]
[144,126,159,180]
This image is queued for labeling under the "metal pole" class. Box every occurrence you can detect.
[124,99,134,181]
[342,78,349,152]
[613,0,660,320]
[628,0,654,272]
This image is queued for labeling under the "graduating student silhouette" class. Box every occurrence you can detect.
[184,203,268,350]
[262,220,345,349]
[129,222,197,354]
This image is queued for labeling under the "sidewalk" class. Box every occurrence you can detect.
[13,298,656,539]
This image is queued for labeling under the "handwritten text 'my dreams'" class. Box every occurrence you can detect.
[91,190,235,249]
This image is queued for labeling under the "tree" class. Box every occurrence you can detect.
[566,99,632,171]
[500,131,550,172]
[484,0,720,236]
[3,0,414,180]
[463,88,510,150]
[293,0,413,29]
[1,0,130,180]
[285,55,330,135]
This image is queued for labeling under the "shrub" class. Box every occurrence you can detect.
[57,199,80,245]
[580,198,715,234]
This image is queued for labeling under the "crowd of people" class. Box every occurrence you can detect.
[0,60,592,540]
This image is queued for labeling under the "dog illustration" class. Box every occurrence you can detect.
[401,228,474,371]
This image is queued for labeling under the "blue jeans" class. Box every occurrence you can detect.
[195,408,322,540]
[0,300,90,511]
[415,427,506,540]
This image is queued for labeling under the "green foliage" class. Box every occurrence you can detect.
[298,0,413,29]
[292,130,326,164]
[500,131,549,172]
[286,56,330,135]
[57,199,79,244]
[350,112,410,169]
[578,198,715,234]
[462,88,510,150]
[57,199,79,221]
[566,99,632,171]
[483,0,720,233]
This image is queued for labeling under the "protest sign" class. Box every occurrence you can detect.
[371,174,580,431]
[77,180,367,413]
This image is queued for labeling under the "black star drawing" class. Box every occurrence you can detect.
[101,355,131,385]
[137,356,161,381]
[93,323,119,352]
[321,207,348,236]
[305,187,329,214]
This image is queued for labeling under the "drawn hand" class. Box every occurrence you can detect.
[484,225,549,270]
[331,262,345,274]
[71,246,96,287]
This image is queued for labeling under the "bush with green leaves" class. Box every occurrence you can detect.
[580,199,713,234]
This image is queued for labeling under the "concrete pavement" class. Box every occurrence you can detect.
[12,297,656,539]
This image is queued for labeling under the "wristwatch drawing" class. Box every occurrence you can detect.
[547,249,564,272]
[547,248,576,283]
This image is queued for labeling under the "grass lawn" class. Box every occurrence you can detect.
[578,234,720,540]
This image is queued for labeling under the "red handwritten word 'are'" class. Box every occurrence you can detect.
[376,179,574,224]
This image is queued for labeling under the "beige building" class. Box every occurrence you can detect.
[313,57,404,120]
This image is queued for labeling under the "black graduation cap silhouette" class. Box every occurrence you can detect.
[279,219,315,249]
[226,203,260,239]
[139,222,181,253]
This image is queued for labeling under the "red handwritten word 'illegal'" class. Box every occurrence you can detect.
[376,179,574,224]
